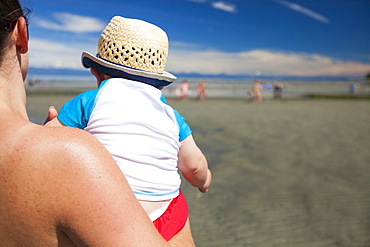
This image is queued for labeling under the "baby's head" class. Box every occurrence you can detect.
[82,16,176,87]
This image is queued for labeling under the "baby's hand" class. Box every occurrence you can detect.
[198,187,208,193]
[43,106,58,125]
[198,169,212,193]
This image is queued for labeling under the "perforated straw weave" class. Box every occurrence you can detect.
[98,16,169,74]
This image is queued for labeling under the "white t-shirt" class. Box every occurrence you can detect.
[58,78,192,201]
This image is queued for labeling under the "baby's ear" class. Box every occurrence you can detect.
[90,68,109,83]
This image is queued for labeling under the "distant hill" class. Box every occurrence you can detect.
[28,68,90,76]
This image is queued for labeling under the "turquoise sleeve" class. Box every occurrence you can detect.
[160,94,192,141]
[173,108,192,142]
[57,89,99,129]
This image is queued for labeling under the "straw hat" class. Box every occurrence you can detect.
[82,16,176,86]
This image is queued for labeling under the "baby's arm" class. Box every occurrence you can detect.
[178,135,212,193]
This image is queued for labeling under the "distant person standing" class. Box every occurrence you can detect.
[197,80,207,101]
[176,79,189,101]
[252,80,263,103]
[273,81,284,99]
[349,82,358,96]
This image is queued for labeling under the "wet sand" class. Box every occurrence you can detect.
[27,94,370,247]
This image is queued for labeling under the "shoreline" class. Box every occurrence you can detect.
[26,86,370,101]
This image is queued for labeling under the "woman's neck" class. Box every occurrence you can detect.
[0,62,28,120]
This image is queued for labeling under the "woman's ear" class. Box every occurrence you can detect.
[16,16,28,53]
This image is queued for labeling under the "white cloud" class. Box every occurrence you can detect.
[28,38,96,69]
[28,38,370,77]
[212,2,237,13]
[166,48,370,77]
[34,13,106,33]
[275,0,330,24]
[186,0,237,14]
[170,41,202,50]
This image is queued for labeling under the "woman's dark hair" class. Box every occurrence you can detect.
[0,0,29,64]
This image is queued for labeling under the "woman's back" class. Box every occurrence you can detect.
[0,118,70,246]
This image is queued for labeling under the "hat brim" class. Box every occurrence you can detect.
[81,52,176,87]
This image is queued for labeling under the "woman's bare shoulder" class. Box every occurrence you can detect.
[0,123,163,246]
[29,124,100,152]
[31,124,114,170]
[3,123,115,182]
[9,123,128,209]
[20,125,169,246]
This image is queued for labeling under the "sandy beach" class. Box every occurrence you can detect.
[26,93,370,247]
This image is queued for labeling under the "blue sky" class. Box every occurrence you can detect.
[26,0,370,78]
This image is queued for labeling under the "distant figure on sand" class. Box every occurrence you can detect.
[176,79,189,101]
[47,16,211,241]
[252,80,263,103]
[197,80,207,101]
[349,82,358,96]
[273,81,284,99]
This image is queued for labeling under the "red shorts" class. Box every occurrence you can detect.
[153,190,188,241]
